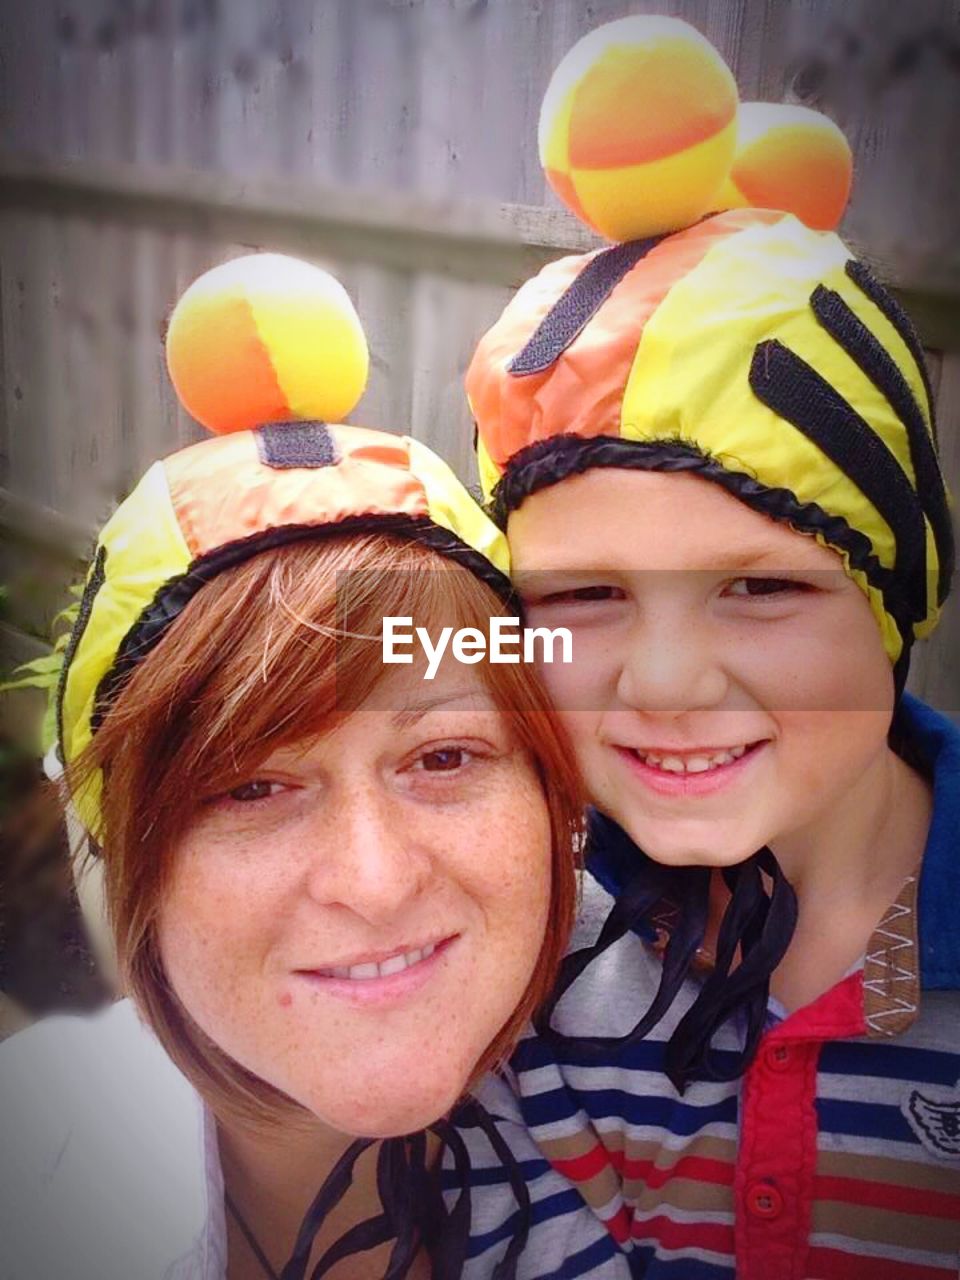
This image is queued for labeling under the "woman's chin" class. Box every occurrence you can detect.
[296,1070,470,1139]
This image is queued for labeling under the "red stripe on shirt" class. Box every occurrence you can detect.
[630,1212,735,1256]
[614,1151,736,1189]
[604,1203,633,1245]
[552,1141,613,1182]
[815,1173,960,1220]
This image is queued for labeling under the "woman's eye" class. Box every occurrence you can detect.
[225,779,282,803]
[416,747,470,773]
[724,577,809,598]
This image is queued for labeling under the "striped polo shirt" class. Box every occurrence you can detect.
[498,695,960,1279]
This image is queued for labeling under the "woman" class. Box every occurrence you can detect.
[0,256,585,1280]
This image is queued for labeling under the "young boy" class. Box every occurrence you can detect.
[464,60,959,1280]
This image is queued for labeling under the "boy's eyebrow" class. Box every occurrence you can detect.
[676,547,798,571]
[515,547,807,577]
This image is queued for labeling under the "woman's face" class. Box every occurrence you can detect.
[157,659,552,1137]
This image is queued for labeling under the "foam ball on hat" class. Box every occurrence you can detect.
[716,102,853,231]
[166,252,369,434]
[538,15,739,242]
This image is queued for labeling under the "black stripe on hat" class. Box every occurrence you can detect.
[845,259,935,429]
[811,284,953,605]
[749,339,928,625]
[55,543,107,763]
[508,236,664,376]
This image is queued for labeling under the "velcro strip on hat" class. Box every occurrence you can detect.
[811,284,953,605]
[55,544,107,764]
[845,260,934,425]
[255,420,339,469]
[749,339,928,625]
[508,236,664,375]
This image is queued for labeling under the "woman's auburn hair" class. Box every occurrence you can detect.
[71,531,584,1127]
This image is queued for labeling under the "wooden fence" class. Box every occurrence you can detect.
[1,0,958,718]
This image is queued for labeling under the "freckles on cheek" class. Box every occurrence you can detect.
[490,807,552,933]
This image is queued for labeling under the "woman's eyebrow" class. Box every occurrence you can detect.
[391,690,490,729]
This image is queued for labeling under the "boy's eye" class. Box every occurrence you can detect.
[537,585,624,605]
[724,577,810,598]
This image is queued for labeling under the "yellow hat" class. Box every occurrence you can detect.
[58,254,510,832]
[467,20,951,674]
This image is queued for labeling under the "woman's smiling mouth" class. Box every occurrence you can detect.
[293,936,459,1005]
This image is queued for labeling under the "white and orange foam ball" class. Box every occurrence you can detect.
[538,15,739,242]
[166,253,369,434]
[716,102,853,231]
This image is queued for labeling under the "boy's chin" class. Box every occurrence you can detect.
[612,811,768,869]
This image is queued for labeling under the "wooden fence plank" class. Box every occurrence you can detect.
[1,154,957,351]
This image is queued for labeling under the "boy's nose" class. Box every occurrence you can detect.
[303,785,432,924]
[615,613,728,715]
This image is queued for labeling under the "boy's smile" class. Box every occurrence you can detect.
[614,737,767,795]
[509,466,898,870]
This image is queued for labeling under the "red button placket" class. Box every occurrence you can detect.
[735,1034,820,1280]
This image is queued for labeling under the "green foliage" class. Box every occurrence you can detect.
[0,583,83,754]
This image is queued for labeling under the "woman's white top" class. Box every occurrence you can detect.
[0,1000,226,1279]
[0,1000,629,1279]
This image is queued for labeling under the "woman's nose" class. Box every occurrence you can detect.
[303,784,432,923]
[615,603,728,715]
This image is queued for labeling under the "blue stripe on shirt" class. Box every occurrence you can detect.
[816,1097,925,1145]
[630,1243,734,1279]
[513,1035,744,1078]
[441,1156,552,1190]
[818,1039,960,1085]
[522,1086,738,1133]
[529,1232,622,1279]
[466,1186,598,1258]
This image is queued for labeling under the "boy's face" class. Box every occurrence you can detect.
[509,468,895,867]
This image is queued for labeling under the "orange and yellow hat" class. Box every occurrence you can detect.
[467,15,951,675]
[57,253,510,831]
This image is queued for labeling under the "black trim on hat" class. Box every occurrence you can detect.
[55,543,107,762]
[845,259,935,431]
[507,236,665,376]
[90,516,514,734]
[749,339,928,624]
[255,421,339,469]
[811,283,954,606]
[490,434,916,653]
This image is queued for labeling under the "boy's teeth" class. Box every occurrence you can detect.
[685,756,712,773]
[637,746,750,774]
[321,946,432,980]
